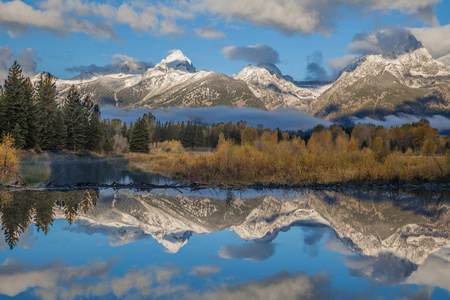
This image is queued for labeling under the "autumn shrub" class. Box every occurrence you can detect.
[0,134,19,183]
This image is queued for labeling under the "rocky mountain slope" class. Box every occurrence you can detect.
[313,43,450,120]
[33,50,264,109]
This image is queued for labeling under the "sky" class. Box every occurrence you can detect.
[1,0,450,84]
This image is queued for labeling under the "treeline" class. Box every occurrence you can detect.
[0,62,112,152]
[124,112,449,156]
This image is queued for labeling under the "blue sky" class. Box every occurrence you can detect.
[1,0,450,83]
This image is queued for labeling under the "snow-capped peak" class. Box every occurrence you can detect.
[257,63,283,78]
[154,49,196,73]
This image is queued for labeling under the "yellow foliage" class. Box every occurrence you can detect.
[0,134,18,182]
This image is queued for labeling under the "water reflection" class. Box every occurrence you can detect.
[49,158,173,186]
[0,188,448,299]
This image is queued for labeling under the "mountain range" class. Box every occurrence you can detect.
[32,37,450,121]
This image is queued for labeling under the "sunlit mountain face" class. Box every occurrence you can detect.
[1,187,448,299]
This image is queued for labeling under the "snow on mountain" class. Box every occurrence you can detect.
[313,46,450,120]
[235,64,328,111]
[154,50,196,73]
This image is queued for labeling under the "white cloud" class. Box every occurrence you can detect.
[194,26,225,39]
[347,26,422,55]
[65,53,153,75]
[195,0,441,35]
[410,24,450,58]
[0,0,191,40]
[222,44,279,64]
[304,51,331,81]
[327,54,359,78]
[0,0,119,40]
[0,46,40,83]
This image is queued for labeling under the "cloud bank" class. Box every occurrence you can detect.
[222,44,280,65]
[195,0,440,36]
[100,106,332,131]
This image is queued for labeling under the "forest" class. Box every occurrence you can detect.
[1,62,450,185]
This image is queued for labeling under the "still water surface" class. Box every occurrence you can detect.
[0,161,449,299]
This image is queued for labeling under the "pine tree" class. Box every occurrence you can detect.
[22,78,38,149]
[129,117,149,153]
[11,123,26,149]
[194,126,205,148]
[0,62,28,143]
[64,86,86,151]
[87,103,103,152]
[36,73,59,150]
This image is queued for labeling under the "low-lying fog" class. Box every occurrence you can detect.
[100,106,450,132]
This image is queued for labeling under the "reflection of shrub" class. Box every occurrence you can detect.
[20,156,51,185]
[0,134,18,183]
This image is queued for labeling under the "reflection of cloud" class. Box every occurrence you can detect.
[190,265,221,278]
[199,271,332,300]
[218,242,275,262]
[323,234,354,255]
[0,258,187,300]
[302,227,326,257]
[344,253,417,285]
[407,247,450,292]
[64,222,148,247]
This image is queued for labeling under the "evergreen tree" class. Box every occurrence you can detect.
[36,73,59,150]
[194,126,205,148]
[53,108,67,150]
[64,86,86,151]
[129,117,149,153]
[22,78,38,149]
[0,62,28,144]
[87,103,103,152]
[11,123,26,149]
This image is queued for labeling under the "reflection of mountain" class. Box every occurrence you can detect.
[69,191,264,252]
[1,188,449,287]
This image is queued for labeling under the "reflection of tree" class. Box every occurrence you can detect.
[0,189,98,248]
[0,192,34,249]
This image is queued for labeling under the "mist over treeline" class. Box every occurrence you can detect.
[101,106,450,133]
